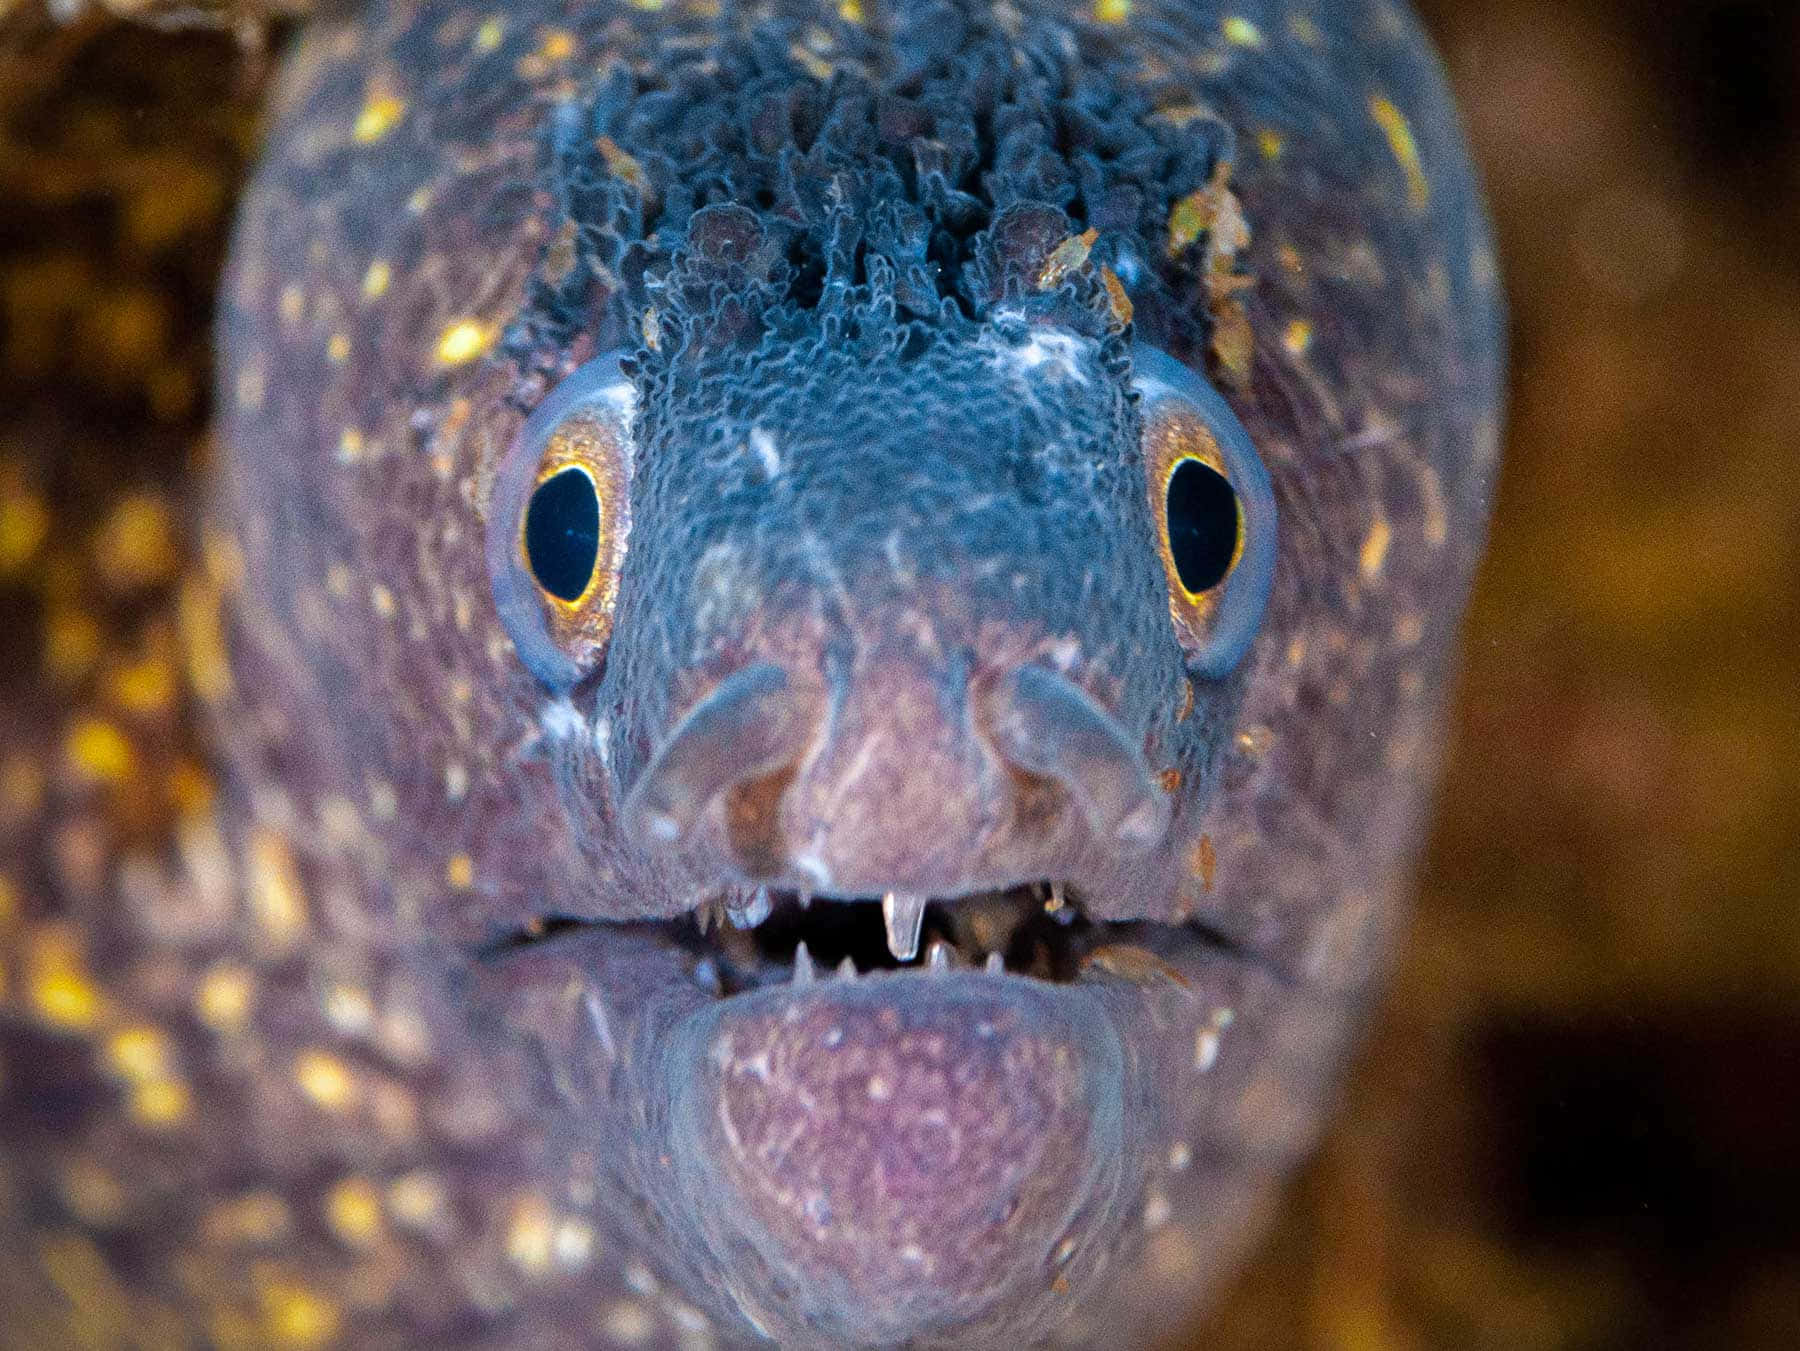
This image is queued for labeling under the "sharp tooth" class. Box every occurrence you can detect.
[727,884,772,930]
[984,951,1005,975]
[793,941,816,985]
[797,889,813,909]
[881,892,926,963]
[1045,881,1066,914]
[926,941,953,972]
[835,956,857,981]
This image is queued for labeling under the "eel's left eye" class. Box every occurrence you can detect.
[525,467,602,603]
[1132,345,1277,679]
[485,353,636,689]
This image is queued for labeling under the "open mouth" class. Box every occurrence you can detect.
[482,881,1230,999]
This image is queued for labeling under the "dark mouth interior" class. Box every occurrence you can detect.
[684,883,1097,995]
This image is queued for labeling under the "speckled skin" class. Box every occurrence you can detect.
[0,1,1502,1347]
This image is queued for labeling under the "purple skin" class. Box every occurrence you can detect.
[0,0,1502,1346]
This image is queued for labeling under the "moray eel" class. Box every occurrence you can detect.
[0,0,1503,1346]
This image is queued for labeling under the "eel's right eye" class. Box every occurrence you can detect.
[486,353,636,689]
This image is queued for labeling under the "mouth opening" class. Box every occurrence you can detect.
[685,882,1099,995]
[478,883,1237,999]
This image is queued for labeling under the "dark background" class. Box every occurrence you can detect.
[1,2,1795,1347]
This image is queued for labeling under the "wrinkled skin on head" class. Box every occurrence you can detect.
[0,0,1500,1347]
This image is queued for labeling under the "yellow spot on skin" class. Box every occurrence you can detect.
[325,332,351,363]
[0,491,50,575]
[507,1196,557,1276]
[106,1025,172,1082]
[261,1281,341,1349]
[336,428,365,464]
[434,318,493,367]
[65,718,135,783]
[624,0,665,10]
[1221,16,1264,47]
[1370,94,1430,213]
[369,583,396,618]
[352,94,407,145]
[838,0,864,21]
[130,1076,192,1129]
[325,1177,383,1248]
[278,285,304,324]
[108,652,177,715]
[294,1050,356,1113]
[1235,724,1274,757]
[96,493,179,591]
[1288,14,1322,45]
[1282,318,1313,355]
[473,16,505,50]
[323,983,375,1037]
[406,186,432,214]
[360,260,392,300]
[446,853,475,889]
[1256,128,1284,161]
[386,1171,446,1230]
[196,963,255,1031]
[1093,0,1129,23]
[248,829,308,949]
[537,28,576,60]
[1360,514,1393,581]
[26,927,101,1031]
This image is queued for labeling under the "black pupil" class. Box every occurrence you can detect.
[524,468,601,602]
[1165,458,1239,595]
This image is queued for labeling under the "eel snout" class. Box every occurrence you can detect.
[623,656,1170,905]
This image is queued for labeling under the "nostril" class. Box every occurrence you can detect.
[980,664,1171,852]
[624,663,823,848]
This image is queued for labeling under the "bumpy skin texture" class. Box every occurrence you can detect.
[0,0,1503,1347]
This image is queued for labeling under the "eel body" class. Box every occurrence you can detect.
[0,0,1503,1346]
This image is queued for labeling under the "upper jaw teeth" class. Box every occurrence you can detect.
[880,892,927,962]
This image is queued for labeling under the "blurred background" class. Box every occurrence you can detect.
[1,1,1794,1347]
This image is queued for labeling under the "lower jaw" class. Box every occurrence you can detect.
[475,892,1253,1347]
[652,970,1149,1348]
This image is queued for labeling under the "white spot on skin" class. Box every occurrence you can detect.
[539,698,586,741]
[1142,1192,1172,1229]
[999,328,1094,384]
[749,427,781,478]
[1194,1006,1235,1072]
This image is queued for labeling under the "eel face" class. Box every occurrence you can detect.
[3,0,1499,1346]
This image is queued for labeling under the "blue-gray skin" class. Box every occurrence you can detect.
[0,0,1502,1347]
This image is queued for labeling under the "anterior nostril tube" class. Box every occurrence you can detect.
[624,663,822,847]
[981,664,1171,851]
